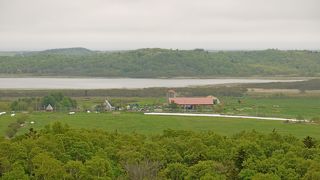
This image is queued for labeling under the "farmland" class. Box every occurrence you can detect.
[1,82,320,139]
[62,95,320,119]
[0,111,319,139]
[0,70,319,180]
[221,96,320,119]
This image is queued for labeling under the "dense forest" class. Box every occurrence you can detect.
[0,122,319,179]
[0,48,319,77]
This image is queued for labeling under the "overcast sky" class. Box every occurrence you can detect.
[0,0,319,50]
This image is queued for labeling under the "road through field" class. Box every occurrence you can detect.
[145,112,306,122]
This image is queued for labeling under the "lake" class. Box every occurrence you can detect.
[0,78,301,89]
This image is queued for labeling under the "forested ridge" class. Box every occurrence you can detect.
[0,48,319,77]
[0,122,319,179]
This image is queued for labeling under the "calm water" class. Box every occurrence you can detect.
[0,78,301,89]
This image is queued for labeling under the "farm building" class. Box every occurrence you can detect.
[104,99,115,111]
[167,90,220,109]
[46,104,54,111]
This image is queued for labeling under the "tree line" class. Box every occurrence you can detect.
[0,48,319,77]
[10,92,77,112]
[0,86,247,99]
[0,122,319,179]
[245,79,320,91]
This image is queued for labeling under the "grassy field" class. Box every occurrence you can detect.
[222,96,320,119]
[66,95,320,120]
[1,87,319,139]
[95,96,320,120]
[1,112,320,139]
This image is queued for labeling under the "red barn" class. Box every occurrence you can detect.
[167,90,219,109]
[169,97,215,105]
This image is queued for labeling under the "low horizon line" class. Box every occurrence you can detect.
[1,47,319,52]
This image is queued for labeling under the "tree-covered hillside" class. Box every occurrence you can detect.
[0,123,319,179]
[0,48,319,77]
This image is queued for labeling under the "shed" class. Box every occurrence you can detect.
[105,99,115,111]
[46,104,54,111]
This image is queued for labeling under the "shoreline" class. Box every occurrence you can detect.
[0,78,304,90]
[0,75,316,80]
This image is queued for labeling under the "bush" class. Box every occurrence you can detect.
[5,122,20,138]
[311,117,320,124]
[5,115,29,138]
[296,115,304,120]
[16,114,29,124]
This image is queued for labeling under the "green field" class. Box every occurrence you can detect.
[222,96,320,119]
[1,112,320,138]
[58,95,320,120]
[76,96,320,119]
[1,86,320,139]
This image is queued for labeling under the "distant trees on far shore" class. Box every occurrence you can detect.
[0,48,319,77]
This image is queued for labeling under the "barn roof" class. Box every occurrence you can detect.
[169,97,215,105]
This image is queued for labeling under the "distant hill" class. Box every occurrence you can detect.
[39,47,93,55]
[0,52,17,57]
[0,48,319,77]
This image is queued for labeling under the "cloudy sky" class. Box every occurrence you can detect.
[0,0,319,50]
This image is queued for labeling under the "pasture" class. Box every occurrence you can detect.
[1,112,320,138]
[222,96,320,119]
[1,88,319,139]
[60,95,320,120]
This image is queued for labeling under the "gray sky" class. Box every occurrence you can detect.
[0,0,319,50]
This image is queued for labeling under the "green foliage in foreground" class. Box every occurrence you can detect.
[0,48,320,77]
[0,123,319,179]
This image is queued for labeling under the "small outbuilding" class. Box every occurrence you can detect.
[46,104,54,111]
[104,99,115,111]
